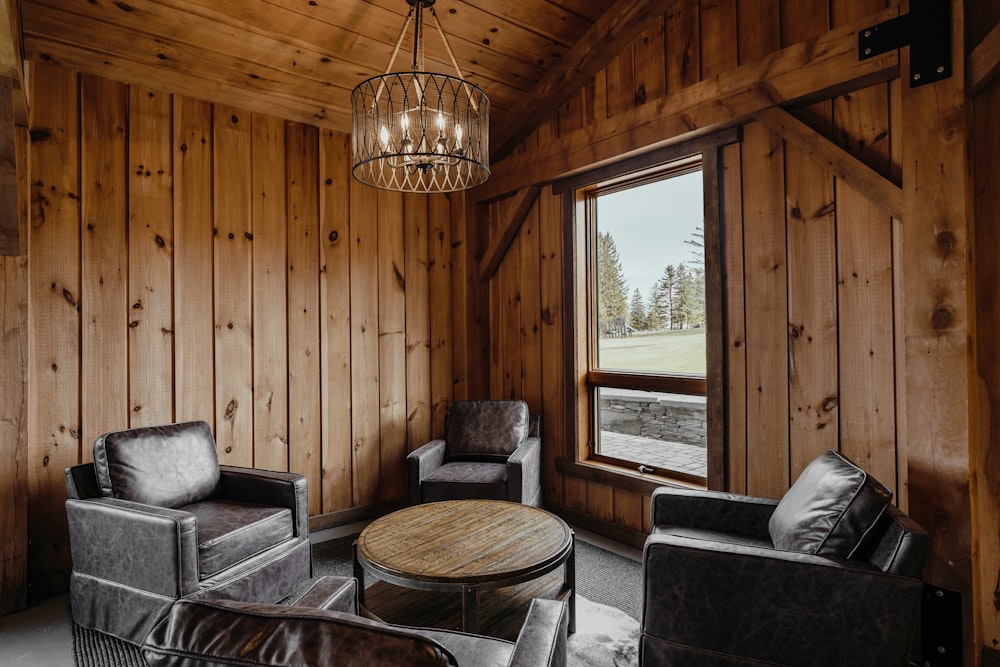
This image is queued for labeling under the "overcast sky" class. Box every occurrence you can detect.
[598,170,704,300]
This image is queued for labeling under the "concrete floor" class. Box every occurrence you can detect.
[0,524,639,666]
[0,593,74,666]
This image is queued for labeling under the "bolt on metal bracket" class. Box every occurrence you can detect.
[858,0,951,87]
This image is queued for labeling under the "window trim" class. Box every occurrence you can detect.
[557,130,738,491]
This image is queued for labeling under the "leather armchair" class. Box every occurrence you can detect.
[141,575,569,667]
[641,451,928,667]
[408,400,542,507]
[64,420,312,645]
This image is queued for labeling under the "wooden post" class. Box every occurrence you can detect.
[899,0,975,660]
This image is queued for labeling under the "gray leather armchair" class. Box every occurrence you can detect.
[407,400,542,507]
[142,575,569,667]
[641,450,928,667]
[64,420,312,645]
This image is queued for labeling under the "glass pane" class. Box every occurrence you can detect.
[594,171,705,376]
[595,387,707,478]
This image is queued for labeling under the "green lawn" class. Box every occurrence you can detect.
[597,328,706,374]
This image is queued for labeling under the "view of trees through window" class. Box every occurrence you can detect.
[588,164,708,481]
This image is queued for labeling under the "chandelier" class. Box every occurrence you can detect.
[351,0,490,193]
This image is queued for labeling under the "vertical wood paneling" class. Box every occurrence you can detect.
[736,0,781,64]
[17,66,466,601]
[286,122,321,510]
[722,143,747,493]
[429,194,453,435]
[900,5,973,618]
[831,0,897,492]
[212,106,253,466]
[128,86,174,427]
[173,97,215,426]
[251,113,288,472]
[782,7,838,479]
[404,194,431,449]
[666,0,700,91]
[538,186,565,505]
[741,122,790,497]
[378,189,406,502]
[349,176,379,506]
[519,204,542,413]
[0,125,28,614]
[605,44,634,118]
[700,0,738,79]
[501,237,520,400]
[318,128,352,512]
[28,64,80,590]
[972,72,1000,660]
[633,18,665,105]
[80,74,128,444]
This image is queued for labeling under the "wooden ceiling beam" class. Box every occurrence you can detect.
[478,185,540,281]
[474,7,901,203]
[489,0,678,162]
[754,107,903,220]
[967,22,1000,98]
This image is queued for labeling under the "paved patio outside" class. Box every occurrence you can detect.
[600,430,707,478]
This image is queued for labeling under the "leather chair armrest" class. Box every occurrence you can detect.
[66,498,199,597]
[507,437,542,506]
[218,466,309,538]
[292,576,358,615]
[642,533,922,667]
[508,598,568,667]
[406,439,447,505]
[650,486,776,539]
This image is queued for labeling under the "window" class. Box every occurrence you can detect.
[581,155,711,484]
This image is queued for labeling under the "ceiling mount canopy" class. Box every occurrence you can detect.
[351,0,490,193]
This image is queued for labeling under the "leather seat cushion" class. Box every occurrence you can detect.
[421,462,508,502]
[93,420,220,508]
[445,400,528,459]
[651,525,773,550]
[142,599,456,667]
[768,450,892,558]
[184,500,294,578]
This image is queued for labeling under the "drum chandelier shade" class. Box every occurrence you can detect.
[351,0,490,193]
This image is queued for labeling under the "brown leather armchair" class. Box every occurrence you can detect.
[641,451,928,666]
[64,420,312,645]
[407,400,542,507]
[141,575,569,667]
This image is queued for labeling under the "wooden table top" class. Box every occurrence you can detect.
[356,500,573,587]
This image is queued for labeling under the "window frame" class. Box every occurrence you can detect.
[553,130,737,493]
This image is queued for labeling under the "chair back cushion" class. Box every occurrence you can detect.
[445,400,529,460]
[142,599,457,667]
[768,450,891,558]
[93,420,220,508]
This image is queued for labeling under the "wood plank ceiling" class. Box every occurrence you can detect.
[20,0,612,156]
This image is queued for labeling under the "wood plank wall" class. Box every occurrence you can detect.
[969,0,1000,654]
[474,1,979,657]
[481,0,902,532]
[21,63,464,596]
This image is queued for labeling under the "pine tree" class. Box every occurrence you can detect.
[628,288,647,331]
[597,231,629,323]
[652,264,678,330]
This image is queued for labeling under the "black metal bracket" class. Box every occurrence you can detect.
[858,0,951,87]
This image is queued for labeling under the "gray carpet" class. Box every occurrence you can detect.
[74,533,642,666]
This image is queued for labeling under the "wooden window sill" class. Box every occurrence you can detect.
[555,458,706,496]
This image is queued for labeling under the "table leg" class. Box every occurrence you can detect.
[353,540,366,613]
[462,585,480,634]
[567,532,576,634]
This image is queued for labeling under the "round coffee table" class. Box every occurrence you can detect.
[353,499,575,635]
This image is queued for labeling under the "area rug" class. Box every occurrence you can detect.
[74,535,641,666]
